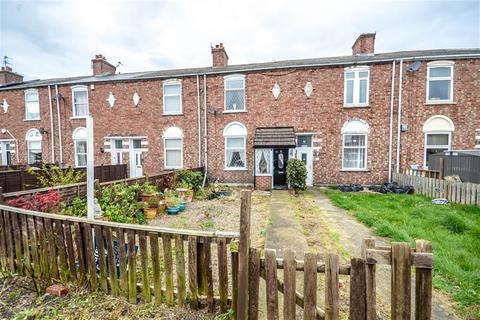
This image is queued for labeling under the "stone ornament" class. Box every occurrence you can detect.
[272,83,281,100]
[133,92,140,107]
[107,92,116,108]
[304,82,313,98]
[1,99,8,113]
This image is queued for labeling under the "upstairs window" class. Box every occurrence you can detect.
[224,122,247,169]
[341,119,369,170]
[72,86,89,117]
[26,129,42,165]
[224,75,245,112]
[25,89,40,120]
[344,67,369,106]
[73,127,87,167]
[427,61,454,103]
[163,80,182,114]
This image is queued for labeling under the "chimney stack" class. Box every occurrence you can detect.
[91,54,116,76]
[211,43,228,67]
[352,33,376,56]
[0,66,24,86]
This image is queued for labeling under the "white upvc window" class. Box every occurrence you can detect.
[26,129,42,164]
[344,66,370,107]
[163,127,183,169]
[427,61,454,103]
[111,139,123,165]
[24,89,40,120]
[224,122,247,170]
[72,86,89,118]
[341,119,369,170]
[163,80,182,114]
[73,127,87,167]
[424,133,451,168]
[255,149,272,175]
[224,75,246,112]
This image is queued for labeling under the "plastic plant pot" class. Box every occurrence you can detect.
[179,202,187,211]
[167,206,180,215]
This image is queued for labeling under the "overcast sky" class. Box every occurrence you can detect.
[1,0,479,80]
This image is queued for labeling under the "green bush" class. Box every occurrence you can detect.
[62,197,87,217]
[29,164,86,187]
[99,183,145,224]
[286,159,307,192]
[174,169,203,191]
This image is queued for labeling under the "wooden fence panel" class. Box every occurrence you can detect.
[415,240,432,320]
[248,247,261,320]
[139,231,151,302]
[162,234,174,305]
[104,226,119,295]
[175,235,186,307]
[304,252,318,320]
[217,238,229,313]
[391,243,411,320]
[127,230,137,303]
[3,211,15,272]
[325,254,339,320]
[188,236,198,309]
[149,232,162,305]
[350,258,367,320]
[11,212,23,275]
[117,227,128,298]
[265,249,279,320]
[283,250,296,320]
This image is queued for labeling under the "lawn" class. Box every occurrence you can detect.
[323,189,480,319]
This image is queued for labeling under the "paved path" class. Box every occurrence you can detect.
[309,188,458,320]
[265,190,308,258]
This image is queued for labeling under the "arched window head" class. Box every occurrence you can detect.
[72,127,87,140]
[223,122,247,137]
[26,128,42,141]
[163,126,184,139]
[341,119,370,134]
[422,115,454,133]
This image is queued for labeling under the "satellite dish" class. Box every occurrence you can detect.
[408,61,421,72]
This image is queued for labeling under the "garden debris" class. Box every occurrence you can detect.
[368,182,414,194]
[432,198,449,205]
[338,184,364,192]
[445,175,462,182]
[46,284,69,297]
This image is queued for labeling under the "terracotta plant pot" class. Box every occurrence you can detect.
[140,193,156,202]
[144,207,157,219]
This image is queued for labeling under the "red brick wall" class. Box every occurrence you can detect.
[255,175,272,190]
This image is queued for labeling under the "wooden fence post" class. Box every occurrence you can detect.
[439,158,445,180]
[237,189,251,320]
[350,258,367,320]
[325,253,339,320]
[0,186,3,203]
[391,242,411,320]
[362,238,376,320]
[415,240,432,320]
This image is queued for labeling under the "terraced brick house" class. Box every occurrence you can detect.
[0,33,479,189]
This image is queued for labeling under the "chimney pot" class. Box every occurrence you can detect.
[0,66,23,86]
[91,54,116,76]
[352,33,376,56]
[211,43,228,68]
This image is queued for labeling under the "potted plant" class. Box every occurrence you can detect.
[166,195,181,215]
[144,198,159,219]
[140,182,158,202]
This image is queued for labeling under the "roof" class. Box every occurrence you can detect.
[1,48,479,91]
[253,127,296,148]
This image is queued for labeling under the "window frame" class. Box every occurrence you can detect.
[25,128,42,165]
[424,132,451,168]
[71,85,89,118]
[111,139,123,165]
[162,79,183,115]
[344,66,370,107]
[426,61,454,104]
[255,148,273,176]
[224,74,246,113]
[24,89,40,120]
[341,133,368,171]
[223,122,247,170]
[163,138,183,169]
[73,127,87,168]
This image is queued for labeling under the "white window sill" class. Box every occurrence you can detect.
[24,118,41,121]
[223,110,247,114]
[224,168,248,171]
[343,104,370,108]
[162,112,183,116]
[424,101,455,105]
[255,173,272,177]
[340,169,369,172]
[164,166,183,170]
[70,116,87,120]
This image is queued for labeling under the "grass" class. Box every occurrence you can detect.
[323,189,480,319]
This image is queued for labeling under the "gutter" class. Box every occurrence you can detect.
[196,75,201,167]
[387,60,396,181]
[396,60,404,174]
[55,85,63,164]
[202,74,208,187]
[47,85,55,162]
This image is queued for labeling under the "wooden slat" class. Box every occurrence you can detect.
[391,243,411,320]
[35,217,49,280]
[265,249,279,320]
[162,233,174,305]
[283,249,296,320]
[231,250,239,314]
[349,258,367,320]
[63,221,77,281]
[237,189,251,320]
[304,252,319,320]
[363,238,376,320]
[415,240,432,320]
[127,229,137,303]
[188,236,198,309]
[138,231,151,302]
[82,223,98,289]
[55,220,68,282]
[94,225,108,292]
[19,214,31,275]
[73,222,85,283]
[217,238,229,313]
[45,218,59,280]
[11,212,23,274]
[27,216,40,277]
[204,237,214,312]
[104,226,119,295]
[248,247,261,320]
[3,211,15,272]
[325,254,339,320]
[117,227,128,298]
[175,235,186,307]
[0,211,10,270]
[149,232,162,305]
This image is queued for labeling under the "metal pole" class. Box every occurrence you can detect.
[86,115,95,220]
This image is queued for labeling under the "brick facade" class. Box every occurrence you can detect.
[0,35,479,189]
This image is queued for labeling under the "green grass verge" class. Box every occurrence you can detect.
[323,189,480,319]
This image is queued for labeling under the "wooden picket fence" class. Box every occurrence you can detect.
[393,172,480,206]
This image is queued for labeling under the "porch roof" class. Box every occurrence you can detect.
[253,127,296,148]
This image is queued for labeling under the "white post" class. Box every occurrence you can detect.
[86,115,95,220]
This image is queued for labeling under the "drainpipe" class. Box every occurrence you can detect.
[48,85,55,163]
[396,60,404,174]
[387,61,396,181]
[55,85,63,164]
[196,75,202,167]
[202,74,208,187]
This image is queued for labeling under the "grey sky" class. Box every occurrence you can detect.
[1,0,479,80]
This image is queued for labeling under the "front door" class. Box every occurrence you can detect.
[129,139,143,178]
[273,148,288,188]
[296,147,313,186]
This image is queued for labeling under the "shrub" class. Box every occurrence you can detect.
[62,197,87,217]
[99,183,145,224]
[174,169,203,192]
[286,159,307,193]
[29,164,86,187]
[7,190,61,212]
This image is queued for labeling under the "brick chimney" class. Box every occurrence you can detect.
[0,66,24,86]
[91,54,116,76]
[352,33,376,56]
[211,43,228,67]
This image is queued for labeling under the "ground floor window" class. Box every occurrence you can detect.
[255,149,272,175]
[225,137,246,169]
[111,139,123,165]
[164,138,182,168]
[342,134,367,169]
[75,140,87,167]
[425,133,450,167]
[27,141,42,164]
